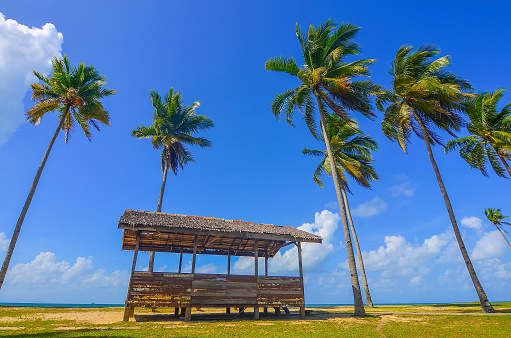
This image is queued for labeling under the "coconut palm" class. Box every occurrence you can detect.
[445,89,511,178]
[0,56,115,291]
[265,19,380,315]
[376,45,494,313]
[484,208,511,251]
[303,113,378,307]
[131,88,213,271]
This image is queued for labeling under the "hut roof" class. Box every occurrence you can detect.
[118,209,322,257]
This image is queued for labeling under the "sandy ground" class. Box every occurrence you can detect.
[2,306,509,326]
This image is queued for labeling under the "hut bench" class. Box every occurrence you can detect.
[118,209,322,321]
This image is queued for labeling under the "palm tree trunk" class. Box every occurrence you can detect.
[497,154,511,178]
[314,91,365,316]
[341,187,374,307]
[0,112,67,291]
[148,165,169,273]
[495,226,511,251]
[414,113,494,313]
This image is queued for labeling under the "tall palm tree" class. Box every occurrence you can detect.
[445,89,511,178]
[484,208,511,251]
[376,45,494,313]
[265,19,380,315]
[131,88,213,271]
[0,56,115,291]
[303,113,378,307]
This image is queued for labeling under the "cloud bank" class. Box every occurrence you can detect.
[1,252,128,303]
[0,13,63,145]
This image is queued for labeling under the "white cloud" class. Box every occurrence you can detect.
[461,216,484,232]
[410,275,423,286]
[389,181,415,197]
[232,210,339,275]
[0,232,8,252]
[5,252,127,288]
[363,231,453,273]
[0,13,63,145]
[351,197,387,217]
[196,263,218,274]
[472,230,507,261]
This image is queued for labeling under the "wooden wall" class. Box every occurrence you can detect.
[126,272,304,308]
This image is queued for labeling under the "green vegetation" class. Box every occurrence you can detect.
[265,19,380,316]
[0,56,115,292]
[485,208,511,251]
[446,89,511,178]
[0,304,510,337]
[131,88,214,271]
[303,114,378,307]
[375,45,494,313]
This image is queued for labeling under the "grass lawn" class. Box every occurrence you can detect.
[0,303,510,337]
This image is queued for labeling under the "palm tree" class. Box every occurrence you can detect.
[131,88,213,271]
[0,56,115,291]
[265,19,380,315]
[484,208,511,251]
[376,45,494,313]
[445,89,511,178]
[303,113,378,307]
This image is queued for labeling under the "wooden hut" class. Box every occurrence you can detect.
[118,209,322,321]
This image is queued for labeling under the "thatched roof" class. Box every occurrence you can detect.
[118,209,322,257]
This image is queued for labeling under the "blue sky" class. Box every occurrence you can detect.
[0,0,510,305]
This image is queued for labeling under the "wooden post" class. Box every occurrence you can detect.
[227,251,231,275]
[265,255,268,277]
[178,248,183,273]
[185,307,192,322]
[191,235,198,274]
[254,239,259,319]
[226,250,231,315]
[186,235,197,322]
[254,239,259,276]
[297,242,303,279]
[123,231,141,322]
[298,241,305,319]
[175,248,183,317]
[264,252,268,314]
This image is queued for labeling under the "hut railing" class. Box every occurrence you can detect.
[126,272,304,308]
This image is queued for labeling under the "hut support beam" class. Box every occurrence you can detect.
[178,248,183,273]
[175,248,183,316]
[297,241,305,319]
[264,252,268,314]
[184,235,198,322]
[226,250,231,314]
[123,231,140,322]
[191,235,198,274]
[254,239,259,319]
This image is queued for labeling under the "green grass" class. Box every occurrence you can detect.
[0,303,510,337]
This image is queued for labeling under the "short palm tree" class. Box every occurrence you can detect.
[266,19,380,315]
[484,208,511,251]
[303,113,378,307]
[0,56,115,291]
[131,88,213,271]
[445,89,511,178]
[376,45,494,313]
